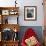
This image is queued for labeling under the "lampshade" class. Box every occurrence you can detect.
[13,28,17,32]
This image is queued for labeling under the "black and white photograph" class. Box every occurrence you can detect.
[24,6,37,21]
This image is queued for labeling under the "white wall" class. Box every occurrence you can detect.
[18,0,44,26]
[0,0,44,26]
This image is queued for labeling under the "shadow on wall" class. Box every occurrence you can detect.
[18,26,44,44]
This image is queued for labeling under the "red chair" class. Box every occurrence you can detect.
[21,28,41,46]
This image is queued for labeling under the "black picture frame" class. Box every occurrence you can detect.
[24,6,37,21]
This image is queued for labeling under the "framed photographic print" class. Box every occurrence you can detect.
[24,6,37,21]
[0,15,1,24]
[2,10,9,15]
[0,32,1,41]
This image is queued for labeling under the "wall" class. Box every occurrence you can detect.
[43,0,46,26]
[0,0,44,26]
[18,0,44,26]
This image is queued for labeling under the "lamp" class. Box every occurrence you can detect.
[13,28,18,41]
[14,28,17,32]
[15,0,17,7]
